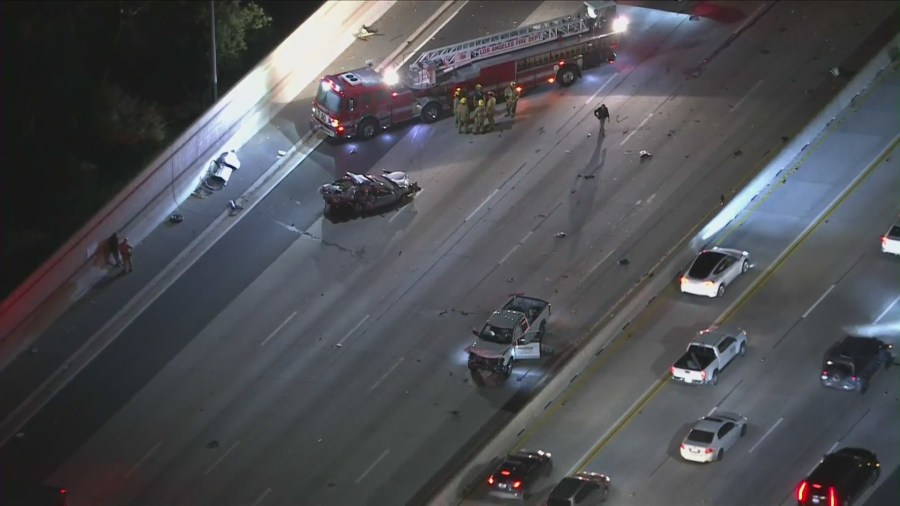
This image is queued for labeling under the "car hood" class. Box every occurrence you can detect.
[466,339,510,358]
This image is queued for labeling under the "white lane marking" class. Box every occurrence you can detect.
[389,190,424,223]
[466,189,499,222]
[748,417,782,454]
[586,249,616,278]
[730,80,763,113]
[369,357,405,392]
[584,74,618,105]
[204,441,240,475]
[499,231,534,265]
[273,221,301,234]
[355,449,390,484]
[827,441,839,454]
[707,406,717,416]
[646,193,657,205]
[396,1,470,67]
[620,113,653,146]
[261,311,297,347]
[251,488,272,506]
[875,294,900,324]
[802,285,835,319]
[338,314,370,346]
[123,440,163,479]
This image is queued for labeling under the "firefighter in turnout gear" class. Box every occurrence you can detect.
[504,81,520,117]
[484,91,497,131]
[473,99,486,134]
[453,89,462,126]
[473,83,484,105]
[456,96,469,133]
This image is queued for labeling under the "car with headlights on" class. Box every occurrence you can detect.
[680,247,750,298]
[796,448,879,506]
[679,412,748,463]
[486,449,553,501]
[547,471,611,505]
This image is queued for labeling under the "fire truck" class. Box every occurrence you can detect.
[310,1,626,140]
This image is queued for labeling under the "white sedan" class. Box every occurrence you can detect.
[882,221,900,255]
[679,412,748,463]
[680,247,750,298]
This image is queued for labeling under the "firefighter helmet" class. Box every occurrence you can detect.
[478,99,485,107]
[460,97,467,104]
[510,81,516,87]
[476,84,482,90]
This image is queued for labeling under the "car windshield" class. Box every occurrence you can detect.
[480,325,513,344]
[688,251,725,278]
[686,429,715,444]
[315,84,344,113]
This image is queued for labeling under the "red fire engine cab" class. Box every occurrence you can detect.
[311,1,625,140]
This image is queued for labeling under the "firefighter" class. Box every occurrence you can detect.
[473,83,484,104]
[473,99,486,134]
[453,89,462,126]
[484,91,497,131]
[456,97,469,134]
[504,81,520,118]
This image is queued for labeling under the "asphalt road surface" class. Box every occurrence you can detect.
[1,1,897,505]
[460,65,900,505]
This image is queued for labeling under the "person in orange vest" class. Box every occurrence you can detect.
[119,237,134,273]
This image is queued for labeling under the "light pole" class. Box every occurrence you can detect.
[210,0,218,103]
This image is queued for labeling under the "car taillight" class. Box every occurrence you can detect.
[850,375,858,382]
[512,481,522,489]
[829,486,837,506]
[700,371,707,380]
[704,448,714,454]
[679,443,685,449]
[821,370,829,378]
[680,276,688,284]
[670,366,676,375]
[488,475,494,485]
[883,236,889,246]
[797,481,808,501]
[500,470,511,476]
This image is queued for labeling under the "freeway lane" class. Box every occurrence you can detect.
[460,63,900,505]
[3,1,896,506]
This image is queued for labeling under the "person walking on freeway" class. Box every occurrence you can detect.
[119,237,134,273]
[594,103,610,134]
[107,232,121,267]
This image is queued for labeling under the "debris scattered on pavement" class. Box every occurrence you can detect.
[829,67,841,77]
[555,232,567,238]
[587,132,592,137]
[168,213,184,224]
[781,136,790,143]
[667,129,675,137]
[206,441,220,449]
[720,195,726,206]
[639,150,652,160]
[506,277,515,283]
[335,343,343,348]
[619,258,630,266]
[583,174,596,180]
[733,149,743,157]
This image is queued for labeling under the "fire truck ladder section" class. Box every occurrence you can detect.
[413,12,592,71]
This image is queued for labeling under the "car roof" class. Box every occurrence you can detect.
[549,476,601,499]
[688,250,726,278]
[487,310,524,330]
[827,336,885,361]
[808,451,866,484]
[693,416,728,432]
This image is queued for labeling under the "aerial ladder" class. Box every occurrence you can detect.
[412,11,593,74]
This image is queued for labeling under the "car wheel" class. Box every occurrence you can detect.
[503,360,513,377]
[717,448,725,461]
[544,459,554,476]
[739,342,747,356]
[859,378,868,395]
[557,67,578,87]
[421,102,441,123]
[538,321,547,340]
[740,424,747,437]
[359,118,379,140]
[600,485,609,503]
[885,352,892,369]
[741,259,750,273]
[716,284,726,297]
[711,370,719,386]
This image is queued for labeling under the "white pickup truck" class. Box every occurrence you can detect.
[466,295,551,378]
[670,326,747,385]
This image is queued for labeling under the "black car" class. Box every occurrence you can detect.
[820,336,892,394]
[796,448,879,506]
[486,449,553,500]
[547,471,611,505]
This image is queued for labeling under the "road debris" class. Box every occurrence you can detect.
[555,232,567,238]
